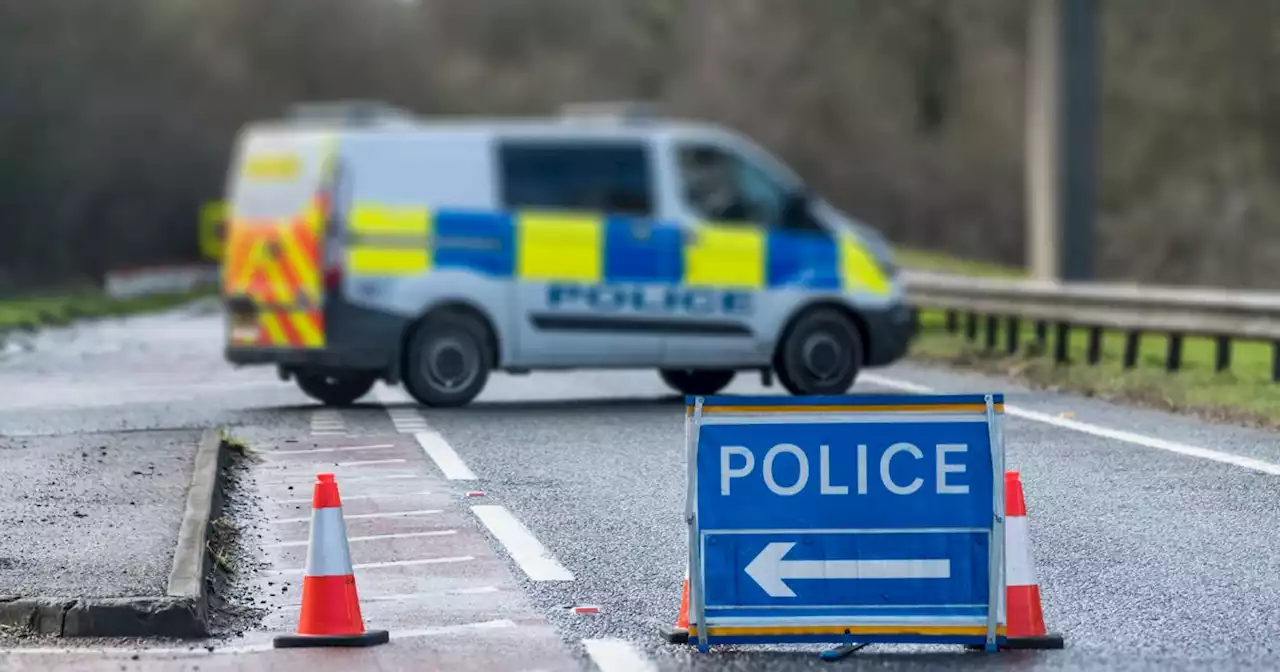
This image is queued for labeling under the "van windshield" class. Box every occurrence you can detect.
[228,131,331,224]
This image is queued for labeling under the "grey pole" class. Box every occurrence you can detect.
[1025,0,1098,282]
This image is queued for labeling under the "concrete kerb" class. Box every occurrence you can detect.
[0,428,229,638]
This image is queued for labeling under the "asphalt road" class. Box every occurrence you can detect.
[4,304,1280,670]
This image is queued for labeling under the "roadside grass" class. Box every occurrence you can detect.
[898,247,1280,427]
[0,289,211,332]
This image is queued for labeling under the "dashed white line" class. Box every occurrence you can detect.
[271,509,443,524]
[416,431,477,480]
[310,410,348,436]
[266,529,458,548]
[389,411,432,433]
[582,638,657,672]
[267,444,396,456]
[861,372,1280,476]
[471,505,574,581]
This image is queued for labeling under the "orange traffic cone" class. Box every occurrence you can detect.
[659,566,692,644]
[1002,471,1064,649]
[273,473,390,648]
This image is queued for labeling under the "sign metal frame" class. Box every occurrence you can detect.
[684,393,1007,653]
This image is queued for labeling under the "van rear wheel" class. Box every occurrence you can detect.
[775,308,863,396]
[659,369,736,396]
[296,371,377,407]
[403,311,492,408]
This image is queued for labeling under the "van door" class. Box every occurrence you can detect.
[499,138,672,367]
[663,141,830,368]
[222,129,334,351]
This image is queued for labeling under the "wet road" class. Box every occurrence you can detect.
[3,304,1280,670]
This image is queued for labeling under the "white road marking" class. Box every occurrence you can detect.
[0,620,517,657]
[266,443,396,456]
[860,372,1280,476]
[271,509,443,524]
[266,529,458,547]
[274,491,431,504]
[417,431,477,480]
[389,411,432,433]
[472,505,574,581]
[336,458,407,467]
[268,555,474,575]
[274,586,500,608]
[310,410,348,436]
[582,638,658,672]
[255,473,419,486]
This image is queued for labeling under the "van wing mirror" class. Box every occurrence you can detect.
[781,191,815,229]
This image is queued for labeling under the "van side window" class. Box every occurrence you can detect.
[498,142,654,217]
[677,144,790,227]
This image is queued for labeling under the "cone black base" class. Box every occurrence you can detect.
[273,629,390,649]
[964,632,1065,652]
[1001,633,1065,650]
[659,626,689,644]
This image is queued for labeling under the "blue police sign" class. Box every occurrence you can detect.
[684,393,1006,652]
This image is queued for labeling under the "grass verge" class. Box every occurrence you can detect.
[0,289,211,332]
[898,247,1280,427]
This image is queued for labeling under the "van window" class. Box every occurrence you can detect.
[677,144,792,227]
[498,141,654,217]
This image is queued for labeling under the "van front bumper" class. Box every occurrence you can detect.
[224,345,389,375]
[863,301,918,367]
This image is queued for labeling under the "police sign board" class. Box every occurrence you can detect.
[684,394,1006,652]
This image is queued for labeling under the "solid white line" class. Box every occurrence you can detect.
[860,372,1280,476]
[268,555,474,575]
[275,491,431,504]
[336,458,407,467]
[472,505,573,581]
[416,432,477,480]
[582,638,657,672]
[271,509,443,524]
[266,529,458,548]
[267,444,396,456]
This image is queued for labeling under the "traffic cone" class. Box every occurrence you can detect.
[659,566,691,644]
[273,473,390,648]
[1002,471,1064,650]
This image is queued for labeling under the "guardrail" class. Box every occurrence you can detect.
[903,270,1280,382]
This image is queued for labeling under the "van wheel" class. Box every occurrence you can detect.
[403,311,492,408]
[775,308,863,396]
[659,369,736,396]
[296,371,377,407]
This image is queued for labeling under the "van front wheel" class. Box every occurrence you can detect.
[403,311,492,408]
[775,308,863,396]
[659,369,736,396]
[296,371,377,407]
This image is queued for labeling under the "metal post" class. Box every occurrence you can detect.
[983,395,1005,652]
[1026,0,1098,281]
[686,397,708,653]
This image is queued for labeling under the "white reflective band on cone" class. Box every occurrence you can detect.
[306,506,355,577]
[1004,514,1037,587]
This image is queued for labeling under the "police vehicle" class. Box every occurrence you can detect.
[220,101,916,407]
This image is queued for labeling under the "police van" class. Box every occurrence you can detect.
[221,101,916,407]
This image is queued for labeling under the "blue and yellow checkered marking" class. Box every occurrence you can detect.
[344,205,890,293]
[603,216,684,284]
[434,210,516,277]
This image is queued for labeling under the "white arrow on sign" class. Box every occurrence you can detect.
[744,542,952,598]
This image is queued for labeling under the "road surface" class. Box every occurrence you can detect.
[3,303,1280,670]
